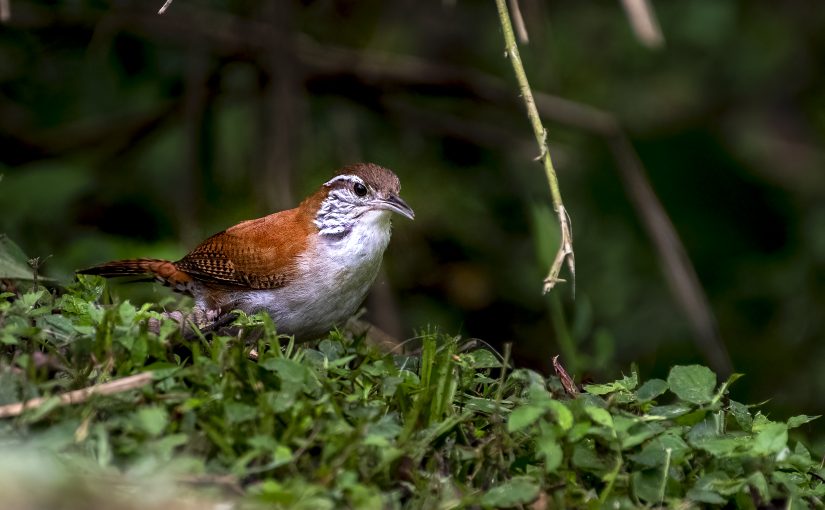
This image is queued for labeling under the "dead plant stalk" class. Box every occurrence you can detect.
[494,0,574,294]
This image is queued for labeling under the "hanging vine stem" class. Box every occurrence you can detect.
[494,0,575,294]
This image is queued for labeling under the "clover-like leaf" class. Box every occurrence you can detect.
[667,365,716,405]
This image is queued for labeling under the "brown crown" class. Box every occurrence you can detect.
[334,162,401,194]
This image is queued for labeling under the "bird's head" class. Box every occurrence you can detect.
[312,163,414,236]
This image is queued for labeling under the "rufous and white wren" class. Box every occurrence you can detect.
[79,163,414,339]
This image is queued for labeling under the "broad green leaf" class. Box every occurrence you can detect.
[620,422,665,450]
[467,349,501,368]
[649,404,693,419]
[635,379,668,402]
[19,290,45,309]
[318,339,344,361]
[583,382,619,396]
[572,441,613,474]
[479,476,540,508]
[0,235,36,280]
[225,402,259,424]
[686,488,726,504]
[747,472,770,502]
[118,301,137,325]
[632,468,668,503]
[262,358,311,392]
[507,405,545,432]
[583,370,637,395]
[691,436,747,457]
[545,399,573,431]
[751,412,775,431]
[136,407,168,437]
[584,406,614,429]
[752,422,788,455]
[667,365,717,404]
[536,432,563,473]
[688,472,744,503]
[462,396,502,414]
[787,414,819,429]
[631,433,690,467]
[727,400,753,431]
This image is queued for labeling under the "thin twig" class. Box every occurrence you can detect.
[495,0,574,294]
[508,0,529,44]
[619,0,664,49]
[157,0,174,15]
[177,474,244,496]
[0,372,154,418]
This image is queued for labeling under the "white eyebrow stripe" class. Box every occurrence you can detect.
[323,174,365,187]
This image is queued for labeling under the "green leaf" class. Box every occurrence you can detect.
[545,400,573,432]
[667,365,717,404]
[583,370,637,396]
[467,349,501,368]
[479,476,540,508]
[635,379,668,402]
[631,433,690,467]
[225,402,259,424]
[584,406,614,429]
[686,488,726,504]
[691,436,748,457]
[649,404,693,419]
[751,422,788,455]
[0,235,36,280]
[262,357,313,393]
[747,472,770,502]
[118,301,137,325]
[786,414,819,429]
[632,469,668,503]
[507,405,545,432]
[620,422,665,450]
[136,407,168,437]
[537,433,563,473]
[727,400,753,431]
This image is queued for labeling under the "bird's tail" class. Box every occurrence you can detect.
[77,258,192,290]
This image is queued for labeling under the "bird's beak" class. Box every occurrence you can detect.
[377,195,415,220]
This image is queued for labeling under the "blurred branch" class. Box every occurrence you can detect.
[180,41,209,245]
[0,0,9,22]
[0,372,154,418]
[619,0,665,49]
[495,0,575,294]
[258,1,299,211]
[158,0,173,15]
[508,0,529,44]
[0,99,179,161]
[608,134,732,375]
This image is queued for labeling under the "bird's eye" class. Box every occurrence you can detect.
[353,183,368,197]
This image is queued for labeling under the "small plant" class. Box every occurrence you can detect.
[0,278,822,508]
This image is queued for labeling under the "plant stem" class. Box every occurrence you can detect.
[659,447,672,504]
[494,0,574,294]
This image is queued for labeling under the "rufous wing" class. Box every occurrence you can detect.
[174,207,314,290]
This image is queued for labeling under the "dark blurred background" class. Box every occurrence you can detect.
[1,1,823,441]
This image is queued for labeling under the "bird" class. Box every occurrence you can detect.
[78,162,414,339]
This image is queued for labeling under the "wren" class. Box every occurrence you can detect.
[79,163,414,339]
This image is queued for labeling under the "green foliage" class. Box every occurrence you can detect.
[0,282,822,508]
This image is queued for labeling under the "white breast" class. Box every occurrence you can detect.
[227,210,393,338]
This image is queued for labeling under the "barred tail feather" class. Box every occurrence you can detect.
[77,259,192,291]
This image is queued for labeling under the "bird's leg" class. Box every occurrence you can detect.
[146,307,225,336]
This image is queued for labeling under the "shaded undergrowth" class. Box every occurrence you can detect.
[0,277,822,509]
